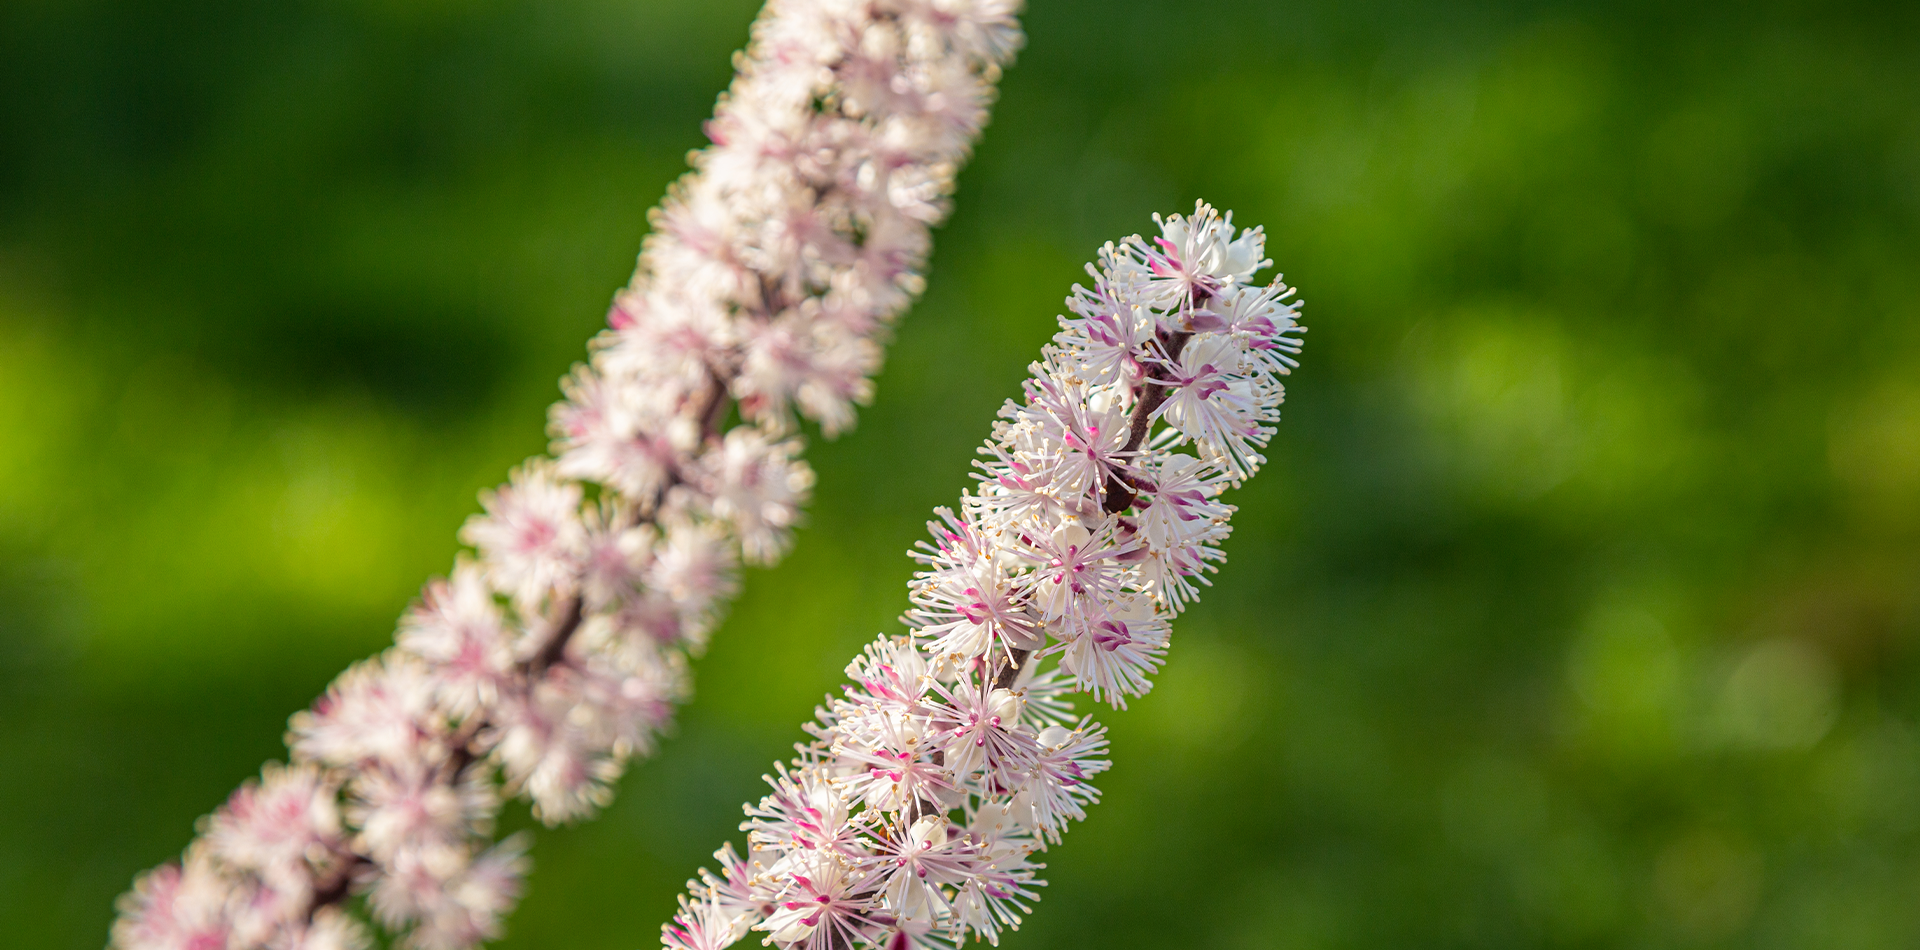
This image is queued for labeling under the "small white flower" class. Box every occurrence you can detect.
[551,367,689,504]
[203,763,343,891]
[1140,201,1270,309]
[1058,271,1155,389]
[489,675,620,826]
[396,561,514,718]
[698,429,814,566]
[347,762,493,865]
[461,462,586,613]
[1151,332,1277,479]
[1054,603,1169,707]
[409,836,527,950]
[112,852,240,950]
[647,518,740,649]
[289,656,440,769]
[756,856,885,950]
[276,908,372,950]
[662,889,746,950]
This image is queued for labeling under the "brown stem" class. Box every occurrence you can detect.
[1101,328,1193,513]
[904,796,942,824]
[304,853,369,922]
[903,745,949,824]
[527,594,585,679]
[442,715,486,780]
[991,648,1032,692]
[698,371,731,436]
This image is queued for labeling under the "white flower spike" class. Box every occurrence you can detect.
[660,202,1304,950]
[112,1,1024,948]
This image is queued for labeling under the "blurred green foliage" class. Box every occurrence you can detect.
[4,0,1920,947]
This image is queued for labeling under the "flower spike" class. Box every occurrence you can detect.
[660,202,1304,949]
[112,2,1025,948]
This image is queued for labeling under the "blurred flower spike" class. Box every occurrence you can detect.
[660,202,1304,950]
[110,1,1024,948]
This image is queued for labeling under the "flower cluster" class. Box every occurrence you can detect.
[112,2,1023,949]
[661,202,1303,950]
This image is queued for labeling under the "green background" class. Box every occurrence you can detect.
[4,0,1920,947]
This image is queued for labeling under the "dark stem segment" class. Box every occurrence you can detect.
[1101,328,1193,514]
[904,747,948,824]
[527,595,585,679]
[304,854,369,922]
[698,371,732,442]
[905,795,942,824]
[442,715,487,782]
[991,648,1033,692]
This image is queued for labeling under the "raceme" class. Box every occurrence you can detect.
[111,3,1024,949]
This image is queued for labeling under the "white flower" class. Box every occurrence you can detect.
[833,713,953,813]
[396,562,514,718]
[274,908,371,950]
[662,890,746,950]
[860,815,979,922]
[551,367,690,503]
[1058,270,1155,389]
[347,762,493,865]
[1140,202,1270,309]
[408,836,527,950]
[367,844,460,931]
[289,656,440,768]
[460,462,586,613]
[489,675,620,825]
[925,678,1042,796]
[906,510,1044,662]
[113,853,237,950]
[203,763,343,892]
[1017,370,1134,505]
[744,766,862,863]
[567,645,682,758]
[756,856,884,950]
[1132,453,1232,550]
[698,428,814,566]
[1151,332,1277,479]
[1012,516,1135,638]
[1053,599,1169,707]
[647,518,740,649]
[1020,719,1109,840]
[1201,277,1305,376]
[576,509,655,612]
[908,555,1044,662]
